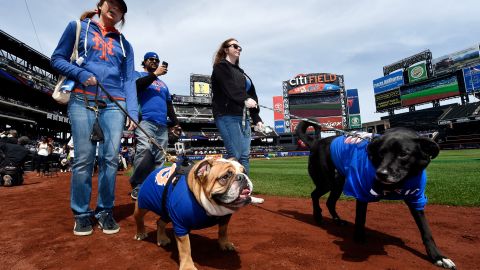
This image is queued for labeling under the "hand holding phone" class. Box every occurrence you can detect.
[154,62,168,76]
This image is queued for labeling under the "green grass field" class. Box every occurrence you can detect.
[249,149,480,207]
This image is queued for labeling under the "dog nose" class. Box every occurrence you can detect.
[376,169,388,180]
[237,174,246,181]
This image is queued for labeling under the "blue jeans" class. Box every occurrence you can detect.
[68,93,126,218]
[215,115,251,174]
[130,120,168,187]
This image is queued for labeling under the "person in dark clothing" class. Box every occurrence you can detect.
[211,38,264,204]
[129,51,181,200]
[0,136,32,186]
[211,38,264,175]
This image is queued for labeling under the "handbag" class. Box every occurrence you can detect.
[52,20,81,104]
[90,117,105,142]
[86,85,105,143]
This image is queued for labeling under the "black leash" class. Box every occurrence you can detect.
[160,154,193,223]
[258,104,374,142]
[94,82,175,161]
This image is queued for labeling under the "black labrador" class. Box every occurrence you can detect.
[296,120,455,269]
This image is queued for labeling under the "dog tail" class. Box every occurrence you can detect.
[295,120,321,148]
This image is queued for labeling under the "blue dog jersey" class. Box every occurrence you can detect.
[137,166,220,236]
[329,135,428,210]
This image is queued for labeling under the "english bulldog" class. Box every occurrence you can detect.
[133,158,256,270]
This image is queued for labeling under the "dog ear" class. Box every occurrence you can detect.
[194,158,214,180]
[366,136,382,161]
[416,137,440,159]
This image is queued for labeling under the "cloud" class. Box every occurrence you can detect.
[1,0,479,127]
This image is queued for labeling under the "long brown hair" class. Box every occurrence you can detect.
[213,38,239,66]
[80,0,126,27]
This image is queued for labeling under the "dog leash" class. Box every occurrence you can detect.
[258,104,373,142]
[95,82,177,162]
[160,156,194,223]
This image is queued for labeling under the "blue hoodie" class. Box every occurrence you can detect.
[51,19,138,121]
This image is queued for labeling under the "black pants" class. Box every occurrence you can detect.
[35,155,49,173]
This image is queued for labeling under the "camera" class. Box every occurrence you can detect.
[162,61,168,68]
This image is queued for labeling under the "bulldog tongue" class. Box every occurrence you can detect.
[236,188,251,200]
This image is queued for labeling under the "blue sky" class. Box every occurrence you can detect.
[1,0,479,127]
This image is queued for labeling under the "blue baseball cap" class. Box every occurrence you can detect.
[144,52,159,61]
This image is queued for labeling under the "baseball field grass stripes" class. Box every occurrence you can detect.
[249,149,480,206]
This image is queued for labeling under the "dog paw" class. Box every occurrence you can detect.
[219,241,236,251]
[333,217,347,226]
[134,232,148,240]
[353,233,367,244]
[434,258,456,269]
[250,196,264,204]
[157,237,171,247]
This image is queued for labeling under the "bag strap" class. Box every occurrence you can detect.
[70,20,81,63]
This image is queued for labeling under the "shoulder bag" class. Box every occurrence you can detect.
[52,20,81,104]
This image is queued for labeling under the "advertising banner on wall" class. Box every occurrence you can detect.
[272,96,284,121]
[407,62,428,83]
[190,74,211,97]
[284,73,341,94]
[433,45,480,76]
[274,120,285,133]
[400,74,460,106]
[348,114,362,129]
[373,70,404,94]
[375,88,401,112]
[282,73,345,133]
[463,64,480,93]
[346,89,360,115]
[290,116,343,132]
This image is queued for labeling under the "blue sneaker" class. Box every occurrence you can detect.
[97,212,120,234]
[73,216,93,236]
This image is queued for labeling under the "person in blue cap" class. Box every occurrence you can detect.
[129,52,181,200]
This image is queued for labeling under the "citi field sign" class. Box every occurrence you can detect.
[286,73,341,94]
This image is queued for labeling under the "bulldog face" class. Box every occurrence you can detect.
[188,158,253,216]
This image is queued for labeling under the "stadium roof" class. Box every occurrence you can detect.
[0,29,55,74]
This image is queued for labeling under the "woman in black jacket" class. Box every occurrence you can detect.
[211,38,264,176]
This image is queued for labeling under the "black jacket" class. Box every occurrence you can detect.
[0,142,31,168]
[211,59,262,125]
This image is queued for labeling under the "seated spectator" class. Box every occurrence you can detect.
[0,136,32,186]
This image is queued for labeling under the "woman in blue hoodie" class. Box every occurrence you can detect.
[51,0,137,236]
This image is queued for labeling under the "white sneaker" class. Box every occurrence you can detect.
[250,196,264,204]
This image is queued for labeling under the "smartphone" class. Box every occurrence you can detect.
[162,61,168,68]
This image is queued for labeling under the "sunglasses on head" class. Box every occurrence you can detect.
[226,44,242,51]
[147,58,159,63]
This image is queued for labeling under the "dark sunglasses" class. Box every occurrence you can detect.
[226,44,242,51]
[147,58,159,63]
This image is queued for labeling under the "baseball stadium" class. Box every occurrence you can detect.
[1,17,480,270]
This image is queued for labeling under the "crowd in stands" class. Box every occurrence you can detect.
[0,96,66,117]
[0,127,293,186]
[0,55,56,93]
